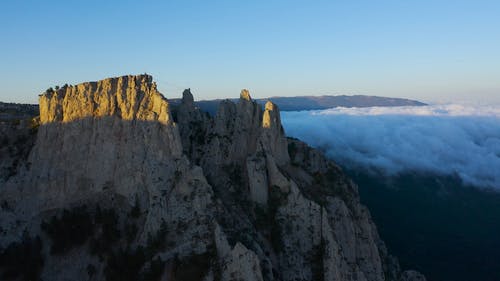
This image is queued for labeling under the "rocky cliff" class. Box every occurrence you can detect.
[0,75,425,281]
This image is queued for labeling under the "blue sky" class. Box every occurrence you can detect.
[1,0,499,104]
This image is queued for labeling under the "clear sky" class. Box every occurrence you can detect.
[1,0,499,104]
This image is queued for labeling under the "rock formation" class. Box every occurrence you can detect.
[0,74,424,281]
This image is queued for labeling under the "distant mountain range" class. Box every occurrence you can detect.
[170,95,426,115]
[0,102,38,121]
[1,95,426,121]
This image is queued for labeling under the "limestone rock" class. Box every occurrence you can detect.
[0,75,425,281]
[181,88,195,106]
[260,101,289,166]
[215,224,264,281]
[246,151,268,205]
[326,197,384,281]
[175,88,211,163]
[400,270,427,281]
[39,75,171,124]
[176,90,290,205]
[288,136,336,174]
[240,89,252,101]
[0,75,214,257]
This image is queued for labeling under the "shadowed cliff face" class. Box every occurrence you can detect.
[0,75,425,281]
[176,87,424,281]
[1,76,216,280]
[0,118,38,182]
[5,75,187,210]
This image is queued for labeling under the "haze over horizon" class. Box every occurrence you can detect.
[1,0,499,104]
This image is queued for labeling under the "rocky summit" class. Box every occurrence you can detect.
[0,75,425,281]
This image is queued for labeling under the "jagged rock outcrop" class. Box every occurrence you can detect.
[0,74,424,281]
[174,88,211,164]
[261,101,289,166]
[176,86,424,281]
[39,75,171,124]
[214,224,264,281]
[3,76,201,226]
[0,75,215,280]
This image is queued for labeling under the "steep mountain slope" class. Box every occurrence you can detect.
[0,75,424,281]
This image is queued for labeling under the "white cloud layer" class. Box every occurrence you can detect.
[281,104,500,189]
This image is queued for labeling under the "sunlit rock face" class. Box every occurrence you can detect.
[0,75,425,281]
[39,75,171,124]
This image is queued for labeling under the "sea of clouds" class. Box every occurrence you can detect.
[281,104,500,189]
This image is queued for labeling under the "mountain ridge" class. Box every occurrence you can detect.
[1,94,426,121]
[0,74,425,281]
[169,94,426,115]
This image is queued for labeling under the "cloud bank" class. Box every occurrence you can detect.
[281,104,500,189]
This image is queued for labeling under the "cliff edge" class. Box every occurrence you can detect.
[0,75,425,281]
